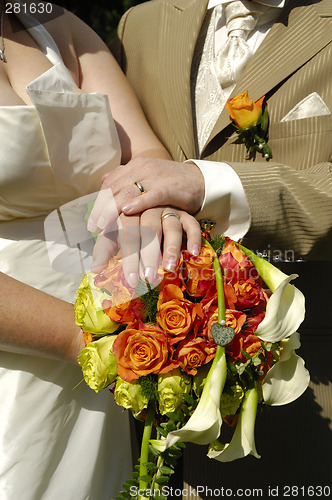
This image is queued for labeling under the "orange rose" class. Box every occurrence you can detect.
[94,252,124,293]
[202,305,246,342]
[221,237,248,267]
[219,237,258,283]
[223,281,237,309]
[226,309,247,334]
[112,323,178,382]
[103,283,144,324]
[226,91,264,130]
[159,254,184,289]
[233,278,267,309]
[175,335,216,375]
[240,332,274,378]
[183,245,216,297]
[104,298,144,324]
[226,330,265,364]
[200,285,218,309]
[244,334,262,357]
[157,284,197,343]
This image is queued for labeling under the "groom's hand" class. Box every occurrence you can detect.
[87,158,205,233]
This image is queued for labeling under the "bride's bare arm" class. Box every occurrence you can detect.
[63,10,172,164]
[0,272,84,363]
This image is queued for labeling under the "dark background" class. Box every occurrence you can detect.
[58,0,145,45]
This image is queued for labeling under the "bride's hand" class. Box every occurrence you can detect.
[91,207,201,288]
[87,157,205,233]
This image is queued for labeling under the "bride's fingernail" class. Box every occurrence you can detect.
[144,267,156,283]
[97,216,106,229]
[165,257,177,272]
[191,244,200,256]
[87,218,98,232]
[127,273,138,288]
[122,203,133,213]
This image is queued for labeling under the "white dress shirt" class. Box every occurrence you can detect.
[190,0,286,241]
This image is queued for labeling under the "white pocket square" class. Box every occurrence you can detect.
[281,92,331,122]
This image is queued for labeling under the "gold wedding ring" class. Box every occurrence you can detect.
[134,181,145,194]
[161,213,181,222]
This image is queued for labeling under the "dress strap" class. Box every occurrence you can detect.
[12,1,65,67]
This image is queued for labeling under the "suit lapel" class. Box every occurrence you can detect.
[158,0,208,158]
[201,0,332,157]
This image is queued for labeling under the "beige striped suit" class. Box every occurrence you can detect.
[112,0,332,495]
[112,0,332,260]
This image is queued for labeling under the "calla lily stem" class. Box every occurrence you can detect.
[202,237,226,323]
[202,236,226,368]
[138,402,155,500]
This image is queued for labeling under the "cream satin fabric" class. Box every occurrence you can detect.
[0,9,131,500]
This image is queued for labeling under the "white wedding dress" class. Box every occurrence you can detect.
[0,10,132,500]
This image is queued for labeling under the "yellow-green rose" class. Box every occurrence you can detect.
[114,378,149,414]
[74,273,119,335]
[157,368,191,415]
[220,384,244,418]
[78,335,118,392]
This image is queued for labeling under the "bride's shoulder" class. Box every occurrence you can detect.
[26,3,120,87]
[32,4,109,58]
[28,4,89,81]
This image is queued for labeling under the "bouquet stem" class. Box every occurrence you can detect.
[202,237,226,323]
[138,402,155,500]
[213,252,226,323]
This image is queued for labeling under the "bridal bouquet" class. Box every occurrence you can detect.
[75,232,309,500]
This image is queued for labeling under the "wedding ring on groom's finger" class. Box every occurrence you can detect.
[161,213,181,223]
[134,181,145,194]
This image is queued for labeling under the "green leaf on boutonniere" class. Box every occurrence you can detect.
[260,107,269,133]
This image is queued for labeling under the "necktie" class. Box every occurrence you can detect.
[215,0,267,89]
[193,0,278,153]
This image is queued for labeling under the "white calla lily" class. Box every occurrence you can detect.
[165,346,227,447]
[255,273,305,342]
[149,438,166,453]
[262,332,310,405]
[239,244,290,292]
[239,245,305,342]
[208,386,260,462]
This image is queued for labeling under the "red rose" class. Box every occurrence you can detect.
[219,237,259,284]
[227,278,267,310]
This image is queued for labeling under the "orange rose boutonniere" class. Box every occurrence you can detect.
[226,90,272,160]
